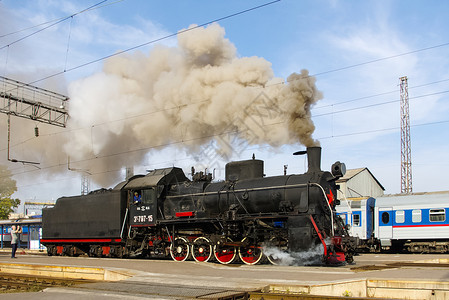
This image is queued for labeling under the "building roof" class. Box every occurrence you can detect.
[336,167,385,191]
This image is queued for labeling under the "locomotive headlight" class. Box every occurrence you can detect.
[331,161,346,178]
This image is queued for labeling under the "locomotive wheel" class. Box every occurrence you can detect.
[213,238,236,264]
[191,237,213,262]
[170,237,191,262]
[95,246,103,257]
[266,236,288,265]
[88,246,97,257]
[47,245,56,256]
[238,237,264,265]
[63,245,74,256]
[110,246,123,258]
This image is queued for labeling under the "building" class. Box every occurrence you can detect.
[336,168,385,199]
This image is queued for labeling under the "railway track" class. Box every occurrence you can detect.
[0,273,96,293]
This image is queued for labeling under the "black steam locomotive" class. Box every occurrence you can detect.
[41,147,355,265]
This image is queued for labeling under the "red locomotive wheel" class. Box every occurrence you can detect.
[213,238,236,264]
[191,236,213,262]
[170,237,190,262]
[238,237,264,265]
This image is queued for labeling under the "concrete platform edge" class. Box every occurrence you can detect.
[0,262,133,281]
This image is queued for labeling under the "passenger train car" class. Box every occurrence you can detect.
[336,191,449,253]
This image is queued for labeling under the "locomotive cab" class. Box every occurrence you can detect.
[123,167,189,227]
[128,188,157,226]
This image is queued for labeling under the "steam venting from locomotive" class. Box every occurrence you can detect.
[64,23,322,182]
[263,243,325,266]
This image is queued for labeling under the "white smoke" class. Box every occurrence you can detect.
[264,243,325,266]
[63,23,322,185]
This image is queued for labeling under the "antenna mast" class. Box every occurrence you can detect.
[400,76,412,194]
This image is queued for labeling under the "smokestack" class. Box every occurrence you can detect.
[307,147,321,173]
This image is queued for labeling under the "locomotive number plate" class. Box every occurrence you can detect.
[134,215,153,223]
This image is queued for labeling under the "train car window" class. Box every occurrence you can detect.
[338,213,348,225]
[142,188,156,205]
[381,212,390,224]
[395,210,405,223]
[429,209,446,222]
[412,209,422,223]
[353,214,361,226]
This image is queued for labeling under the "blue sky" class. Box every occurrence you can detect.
[1,0,448,203]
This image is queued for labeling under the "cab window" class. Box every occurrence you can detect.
[142,188,156,206]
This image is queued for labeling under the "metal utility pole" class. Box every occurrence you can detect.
[400,76,412,194]
[1,76,69,165]
[81,173,91,195]
[68,157,91,195]
[1,76,69,127]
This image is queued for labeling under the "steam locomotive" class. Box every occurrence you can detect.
[41,147,356,265]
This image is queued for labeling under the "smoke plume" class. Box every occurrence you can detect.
[65,23,322,183]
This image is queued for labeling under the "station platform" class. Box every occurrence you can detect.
[1,252,449,299]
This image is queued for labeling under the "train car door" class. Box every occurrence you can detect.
[366,197,376,239]
[129,188,157,227]
[378,207,393,246]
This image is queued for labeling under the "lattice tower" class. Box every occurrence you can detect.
[400,76,412,194]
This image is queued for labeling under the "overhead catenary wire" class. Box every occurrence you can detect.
[4,79,449,154]
[2,0,281,92]
[2,84,449,160]
[2,1,449,186]
[6,117,449,188]
[313,90,449,118]
[0,0,110,51]
[0,0,125,39]
[315,78,449,110]
[2,0,448,98]
[4,87,449,176]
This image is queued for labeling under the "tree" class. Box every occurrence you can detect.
[0,165,20,219]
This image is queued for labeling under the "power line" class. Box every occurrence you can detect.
[315,78,449,109]
[313,89,449,118]
[5,93,449,177]
[318,120,449,141]
[3,2,449,183]
[14,0,281,89]
[0,1,109,51]
[2,85,448,157]
[263,43,449,92]
[310,42,449,78]
[8,118,449,188]
[0,0,125,39]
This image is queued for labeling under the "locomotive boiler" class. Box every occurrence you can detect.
[41,147,355,265]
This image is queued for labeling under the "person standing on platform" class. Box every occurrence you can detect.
[11,225,19,258]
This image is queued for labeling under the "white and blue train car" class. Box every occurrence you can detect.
[336,197,376,251]
[336,191,449,253]
[375,191,449,252]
